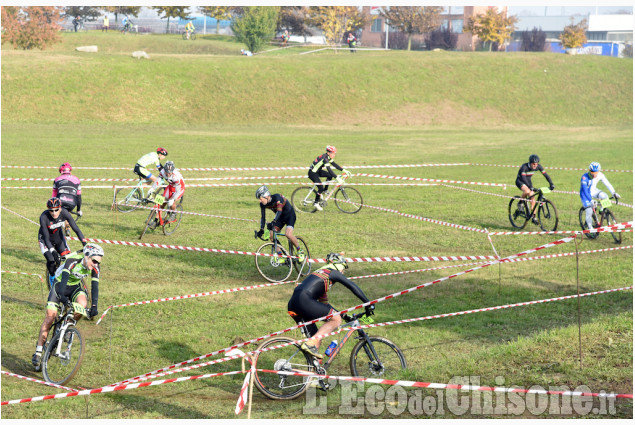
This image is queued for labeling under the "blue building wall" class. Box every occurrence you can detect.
[508,40,621,57]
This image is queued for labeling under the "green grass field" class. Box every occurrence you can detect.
[1,32,633,419]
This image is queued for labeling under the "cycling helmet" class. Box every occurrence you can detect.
[589,162,601,172]
[326,145,337,154]
[83,242,104,258]
[164,161,175,174]
[46,197,61,210]
[59,162,72,174]
[157,147,168,156]
[326,252,348,269]
[529,154,540,164]
[255,185,270,199]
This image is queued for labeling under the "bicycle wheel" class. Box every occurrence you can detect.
[115,186,143,213]
[578,207,599,239]
[182,31,187,40]
[42,327,85,385]
[255,243,293,282]
[139,210,156,240]
[289,236,312,277]
[163,204,183,235]
[537,199,558,232]
[191,33,196,40]
[253,337,314,400]
[508,197,528,229]
[334,187,363,214]
[349,336,407,379]
[604,210,622,244]
[291,187,318,213]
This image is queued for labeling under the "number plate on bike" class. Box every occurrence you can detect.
[154,194,165,204]
[540,187,551,194]
[72,302,87,317]
[600,199,612,209]
[359,316,375,325]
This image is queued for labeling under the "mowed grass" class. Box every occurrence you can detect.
[1,33,633,418]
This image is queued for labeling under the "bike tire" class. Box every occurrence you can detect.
[182,32,187,40]
[115,186,143,213]
[604,209,622,244]
[290,236,312,277]
[255,243,293,282]
[349,336,407,379]
[578,207,599,239]
[334,187,363,214]
[537,199,558,232]
[191,33,196,40]
[291,187,318,214]
[508,197,528,229]
[139,210,156,240]
[163,204,183,235]
[42,327,85,385]
[253,337,314,400]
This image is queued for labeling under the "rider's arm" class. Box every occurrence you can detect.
[329,270,370,303]
[330,161,344,172]
[272,196,284,223]
[538,164,554,186]
[39,213,54,250]
[598,173,616,195]
[580,174,593,208]
[56,260,74,299]
[52,182,58,198]
[76,194,82,212]
[63,209,85,242]
[90,267,100,308]
[260,204,266,229]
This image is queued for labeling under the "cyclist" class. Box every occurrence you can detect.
[39,198,87,287]
[515,154,555,224]
[121,15,131,32]
[153,160,185,225]
[347,32,357,53]
[53,162,82,236]
[580,162,621,233]
[281,29,289,47]
[308,145,350,211]
[184,20,195,39]
[255,185,306,262]
[32,243,104,371]
[134,147,168,202]
[287,253,374,359]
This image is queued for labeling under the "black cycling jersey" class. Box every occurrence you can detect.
[260,193,295,229]
[516,162,553,190]
[309,153,343,179]
[38,209,84,252]
[52,174,82,211]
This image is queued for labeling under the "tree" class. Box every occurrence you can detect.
[64,6,101,21]
[426,27,458,51]
[1,6,63,50]
[199,6,232,34]
[464,7,518,52]
[520,27,547,52]
[230,6,279,54]
[308,6,369,46]
[100,6,141,24]
[152,6,191,34]
[379,6,443,51]
[559,18,587,49]
[277,6,313,39]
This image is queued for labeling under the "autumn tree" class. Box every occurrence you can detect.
[308,6,369,46]
[278,6,313,39]
[64,6,101,21]
[464,7,518,51]
[199,6,232,34]
[379,6,443,51]
[230,6,279,54]
[559,18,587,49]
[1,6,63,50]
[152,6,191,33]
[100,6,141,24]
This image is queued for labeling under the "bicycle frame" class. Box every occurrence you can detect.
[51,303,87,358]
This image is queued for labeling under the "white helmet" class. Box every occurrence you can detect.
[83,243,104,258]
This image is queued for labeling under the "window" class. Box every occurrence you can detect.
[451,19,463,33]
[441,6,464,15]
[440,19,448,30]
[371,18,382,33]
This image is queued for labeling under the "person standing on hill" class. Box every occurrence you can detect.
[102,15,109,32]
[72,15,80,32]
[347,32,357,53]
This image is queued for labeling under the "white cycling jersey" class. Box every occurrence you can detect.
[589,172,615,198]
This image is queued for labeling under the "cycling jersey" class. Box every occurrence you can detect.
[135,152,162,179]
[580,171,615,208]
[260,193,295,229]
[159,168,185,204]
[52,173,82,211]
[310,153,343,177]
[38,209,84,255]
[185,22,194,31]
[515,162,553,190]
[48,251,100,310]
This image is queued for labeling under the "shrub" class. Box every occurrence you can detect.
[520,27,547,52]
[1,6,63,50]
[559,18,587,49]
[387,31,408,50]
[622,43,633,58]
[425,27,458,50]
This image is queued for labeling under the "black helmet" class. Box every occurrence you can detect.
[529,154,540,164]
[164,161,175,174]
[47,197,61,210]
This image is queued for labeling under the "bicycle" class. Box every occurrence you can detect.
[253,310,407,400]
[40,301,89,385]
[508,187,558,231]
[113,178,165,213]
[120,22,134,34]
[254,227,311,282]
[578,196,622,243]
[182,30,196,40]
[46,211,82,289]
[139,194,184,240]
[291,173,363,214]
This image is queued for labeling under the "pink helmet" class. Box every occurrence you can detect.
[59,162,72,174]
[326,145,337,154]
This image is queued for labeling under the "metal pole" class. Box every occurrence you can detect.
[203,15,207,35]
[385,20,389,49]
[575,235,583,369]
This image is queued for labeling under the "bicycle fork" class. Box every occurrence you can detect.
[54,320,75,360]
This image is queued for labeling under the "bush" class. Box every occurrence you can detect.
[230,6,279,54]
[1,6,63,50]
[520,27,547,52]
[559,18,587,49]
[622,43,633,58]
[425,27,458,50]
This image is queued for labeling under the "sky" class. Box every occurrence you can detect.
[508,5,633,16]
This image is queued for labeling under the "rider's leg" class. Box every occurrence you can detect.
[73,293,88,321]
[309,315,342,351]
[584,206,596,232]
[37,305,59,347]
[520,184,535,212]
[284,226,300,251]
[146,174,159,198]
[308,171,323,202]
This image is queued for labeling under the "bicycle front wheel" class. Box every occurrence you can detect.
[42,327,85,385]
[291,187,318,214]
[604,210,622,244]
[290,237,312,277]
[253,337,314,400]
[139,210,156,240]
[115,187,143,213]
[334,187,363,214]
[578,207,599,239]
[190,33,196,40]
[350,336,407,379]
[537,199,558,232]
[508,197,528,229]
[163,204,183,235]
[255,243,293,282]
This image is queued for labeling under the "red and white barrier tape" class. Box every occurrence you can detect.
[471,163,632,173]
[357,173,507,187]
[235,365,255,415]
[1,370,77,392]
[1,370,244,406]
[1,270,44,282]
[3,182,442,190]
[488,222,633,236]
[1,205,39,226]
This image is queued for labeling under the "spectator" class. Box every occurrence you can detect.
[102,15,109,32]
[72,15,80,32]
[347,32,357,53]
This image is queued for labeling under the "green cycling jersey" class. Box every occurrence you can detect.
[137,152,161,169]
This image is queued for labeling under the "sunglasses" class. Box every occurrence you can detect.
[49,208,61,212]
[90,257,101,265]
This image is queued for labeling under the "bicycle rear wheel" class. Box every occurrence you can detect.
[181,31,187,40]
[334,187,363,214]
[42,327,85,385]
[537,199,558,232]
[289,237,312,277]
[163,204,183,235]
[604,210,622,244]
[291,187,318,213]
[255,243,293,282]
[139,210,156,240]
[578,207,599,239]
[349,336,407,379]
[508,197,528,229]
[253,337,314,400]
[115,187,143,213]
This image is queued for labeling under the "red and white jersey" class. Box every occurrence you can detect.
[160,168,185,189]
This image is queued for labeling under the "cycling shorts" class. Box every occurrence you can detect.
[515,178,530,190]
[38,235,70,258]
[46,282,86,312]
[134,163,153,180]
[288,290,335,324]
[272,208,296,230]
[163,185,184,203]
